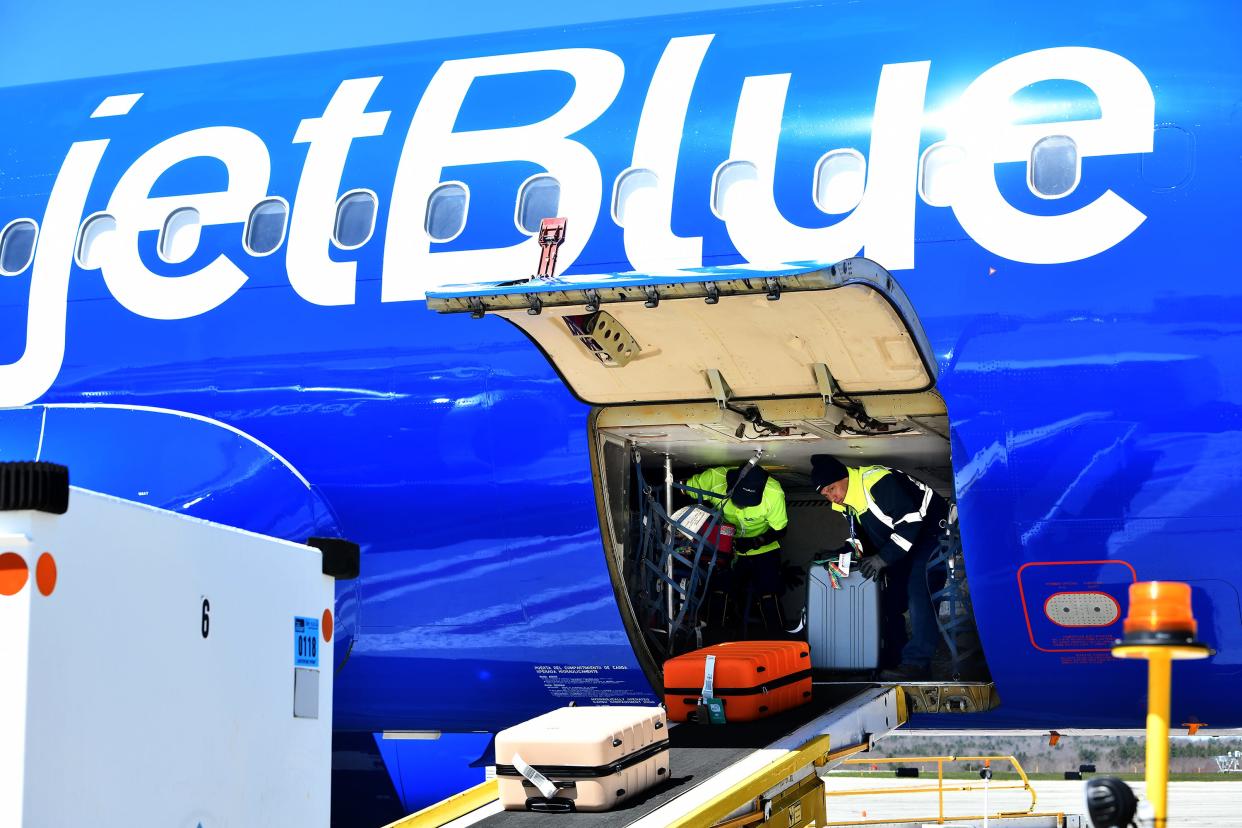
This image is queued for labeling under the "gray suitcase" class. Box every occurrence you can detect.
[807,565,881,670]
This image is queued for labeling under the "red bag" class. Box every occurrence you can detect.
[671,505,734,556]
[707,522,735,555]
[663,641,812,723]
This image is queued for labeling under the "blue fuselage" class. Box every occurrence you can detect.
[1,0,1240,755]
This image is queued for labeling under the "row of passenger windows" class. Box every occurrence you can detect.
[73,189,377,271]
[421,175,563,241]
[76,176,562,272]
[0,137,1080,277]
[627,135,1078,224]
[919,135,1079,205]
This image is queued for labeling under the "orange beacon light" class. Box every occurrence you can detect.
[1116,582,1200,646]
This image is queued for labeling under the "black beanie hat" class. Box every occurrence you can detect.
[810,454,848,490]
[726,464,768,508]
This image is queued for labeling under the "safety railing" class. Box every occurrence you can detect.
[822,754,1041,826]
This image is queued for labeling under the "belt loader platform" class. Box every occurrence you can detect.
[387,684,905,828]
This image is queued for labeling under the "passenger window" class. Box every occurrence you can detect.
[918,142,966,208]
[1029,135,1079,198]
[516,175,561,234]
[0,219,38,276]
[159,208,201,264]
[76,213,117,270]
[245,198,288,256]
[813,150,865,214]
[710,161,758,218]
[333,190,377,249]
[425,182,468,242]
[1142,124,1194,190]
[612,168,657,226]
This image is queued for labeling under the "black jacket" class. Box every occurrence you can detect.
[842,468,950,565]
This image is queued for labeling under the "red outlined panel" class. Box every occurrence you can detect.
[1017,560,1136,652]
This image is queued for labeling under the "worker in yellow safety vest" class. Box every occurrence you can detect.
[685,463,788,636]
[811,454,949,681]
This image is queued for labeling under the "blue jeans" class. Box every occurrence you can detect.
[881,539,945,668]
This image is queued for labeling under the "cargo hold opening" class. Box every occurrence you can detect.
[427,258,996,713]
[591,393,991,694]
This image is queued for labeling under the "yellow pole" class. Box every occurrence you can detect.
[1146,652,1173,827]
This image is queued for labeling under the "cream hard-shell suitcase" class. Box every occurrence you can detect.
[494,706,669,812]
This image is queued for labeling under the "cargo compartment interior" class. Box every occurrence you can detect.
[589,392,992,693]
[427,259,998,712]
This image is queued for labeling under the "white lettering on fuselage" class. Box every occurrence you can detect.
[947,47,1153,264]
[618,34,714,271]
[721,61,930,269]
[290,77,391,306]
[104,126,271,319]
[382,47,625,299]
[0,42,1156,406]
[0,140,108,405]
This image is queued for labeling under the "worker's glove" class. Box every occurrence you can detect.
[735,535,758,553]
[858,555,887,581]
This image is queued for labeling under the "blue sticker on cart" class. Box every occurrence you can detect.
[294,616,319,668]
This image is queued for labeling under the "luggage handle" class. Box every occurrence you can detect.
[526,797,576,813]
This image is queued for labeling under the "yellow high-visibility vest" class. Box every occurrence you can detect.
[684,466,787,556]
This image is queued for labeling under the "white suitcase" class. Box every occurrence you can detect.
[808,565,881,670]
[495,706,670,812]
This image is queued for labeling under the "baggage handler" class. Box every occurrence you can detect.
[810,454,949,681]
[685,463,788,636]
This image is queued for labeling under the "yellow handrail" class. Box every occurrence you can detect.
[824,754,1039,825]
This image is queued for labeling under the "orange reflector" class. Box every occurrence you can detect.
[0,552,28,596]
[35,553,56,596]
[1124,581,1196,636]
[322,608,334,643]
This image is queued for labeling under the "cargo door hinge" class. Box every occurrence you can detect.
[813,362,839,407]
[813,363,847,429]
[705,368,733,410]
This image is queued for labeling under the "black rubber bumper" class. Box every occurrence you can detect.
[307,536,360,580]
[0,461,69,514]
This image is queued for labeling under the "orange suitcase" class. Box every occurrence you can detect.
[663,641,812,723]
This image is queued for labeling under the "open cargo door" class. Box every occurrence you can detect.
[425,258,936,405]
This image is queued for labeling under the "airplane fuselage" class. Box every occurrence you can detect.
[1,0,1239,759]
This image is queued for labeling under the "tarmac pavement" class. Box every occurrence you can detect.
[821,776,1242,826]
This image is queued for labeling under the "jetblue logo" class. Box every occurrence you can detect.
[0,40,1154,407]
